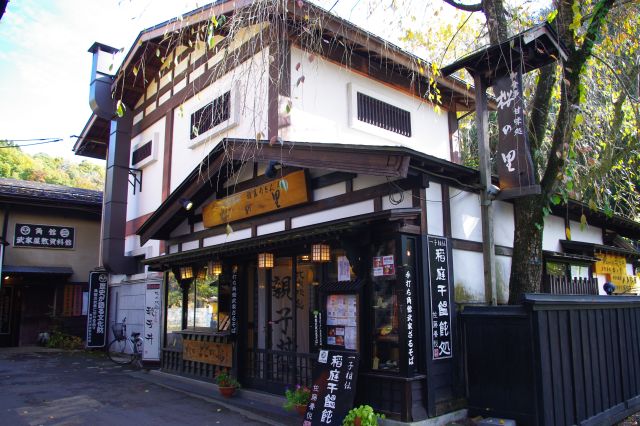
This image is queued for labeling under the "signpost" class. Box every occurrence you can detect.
[143,282,161,360]
[86,271,109,348]
[13,223,75,249]
[303,350,360,425]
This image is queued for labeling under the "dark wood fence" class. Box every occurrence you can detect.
[462,294,640,426]
[542,275,599,295]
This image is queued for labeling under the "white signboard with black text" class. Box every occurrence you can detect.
[143,283,161,360]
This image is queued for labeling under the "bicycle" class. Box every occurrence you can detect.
[107,317,143,366]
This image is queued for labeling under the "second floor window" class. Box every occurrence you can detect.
[190,91,231,140]
[356,92,412,137]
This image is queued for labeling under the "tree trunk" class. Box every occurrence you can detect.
[508,194,544,304]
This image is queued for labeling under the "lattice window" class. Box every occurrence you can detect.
[190,91,231,140]
[356,92,412,137]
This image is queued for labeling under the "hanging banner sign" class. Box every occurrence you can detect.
[230,266,238,334]
[14,223,75,249]
[303,350,360,426]
[203,170,309,228]
[86,272,109,348]
[403,266,416,374]
[428,236,453,360]
[493,68,540,199]
[143,282,161,360]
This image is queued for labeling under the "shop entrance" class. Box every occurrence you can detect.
[243,255,319,393]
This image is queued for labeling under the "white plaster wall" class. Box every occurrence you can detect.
[291,200,374,228]
[496,255,512,304]
[426,182,444,236]
[382,190,413,209]
[109,282,145,340]
[181,240,199,251]
[203,228,252,246]
[170,220,191,239]
[569,220,603,245]
[127,117,165,221]
[170,50,270,191]
[124,235,159,259]
[314,182,346,201]
[353,175,388,191]
[452,249,485,303]
[257,220,286,236]
[494,201,514,248]
[450,189,482,242]
[542,215,566,252]
[283,47,450,159]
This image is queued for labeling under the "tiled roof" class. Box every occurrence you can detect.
[0,178,102,206]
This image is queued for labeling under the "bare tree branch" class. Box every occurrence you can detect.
[441,0,483,13]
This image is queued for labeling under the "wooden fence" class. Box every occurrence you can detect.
[542,275,599,295]
[462,294,640,425]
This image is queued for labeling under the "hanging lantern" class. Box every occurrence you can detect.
[312,243,331,262]
[208,259,223,277]
[179,265,193,280]
[257,252,274,269]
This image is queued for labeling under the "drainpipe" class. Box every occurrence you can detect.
[0,207,8,289]
[88,42,137,275]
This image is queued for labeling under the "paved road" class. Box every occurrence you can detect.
[0,348,270,426]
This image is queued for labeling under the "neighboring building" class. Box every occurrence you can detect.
[73,1,640,423]
[0,178,102,347]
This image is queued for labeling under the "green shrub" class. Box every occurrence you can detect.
[46,331,84,350]
[342,405,385,426]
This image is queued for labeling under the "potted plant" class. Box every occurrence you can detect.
[283,384,311,415]
[342,405,385,426]
[215,370,240,398]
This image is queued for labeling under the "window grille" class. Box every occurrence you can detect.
[190,91,231,140]
[131,140,152,166]
[356,92,411,137]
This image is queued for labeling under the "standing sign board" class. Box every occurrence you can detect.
[427,236,453,360]
[143,283,161,360]
[230,266,238,334]
[86,272,108,348]
[303,350,360,425]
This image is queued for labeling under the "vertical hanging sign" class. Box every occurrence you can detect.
[230,265,238,334]
[86,271,109,348]
[143,282,161,360]
[428,236,453,360]
[403,266,416,374]
[493,67,540,199]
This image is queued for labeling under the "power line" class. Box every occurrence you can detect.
[0,137,64,149]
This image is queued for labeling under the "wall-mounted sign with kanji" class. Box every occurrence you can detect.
[303,350,360,426]
[14,223,75,249]
[202,170,309,228]
[428,236,453,360]
[86,272,109,348]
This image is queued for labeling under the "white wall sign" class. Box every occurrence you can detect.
[143,283,161,361]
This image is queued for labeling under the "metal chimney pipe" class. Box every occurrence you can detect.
[88,42,137,275]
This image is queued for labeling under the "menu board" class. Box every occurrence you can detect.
[326,294,357,350]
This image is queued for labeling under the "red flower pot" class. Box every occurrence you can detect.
[218,386,236,398]
[295,404,307,416]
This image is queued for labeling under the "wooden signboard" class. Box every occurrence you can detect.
[183,340,233,367]
[203,170,309,228]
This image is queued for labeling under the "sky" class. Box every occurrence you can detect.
[0,0,548,164]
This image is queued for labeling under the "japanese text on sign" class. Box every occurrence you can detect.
[86,272,109,348]
[230,265,238,334]
[428,236,453,360]
[493,68,538,196]
[303,350,360,425]
[14,223,75,249]
[404,267,416,371]
[143,283,161,360]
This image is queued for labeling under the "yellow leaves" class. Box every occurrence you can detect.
[116,100,126,118]
[132,66,139,77]
[565,226,572,240]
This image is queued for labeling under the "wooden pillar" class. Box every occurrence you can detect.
[473,74,497,306]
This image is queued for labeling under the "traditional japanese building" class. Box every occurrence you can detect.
[0,178,102,347]
[73,1,640,423]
